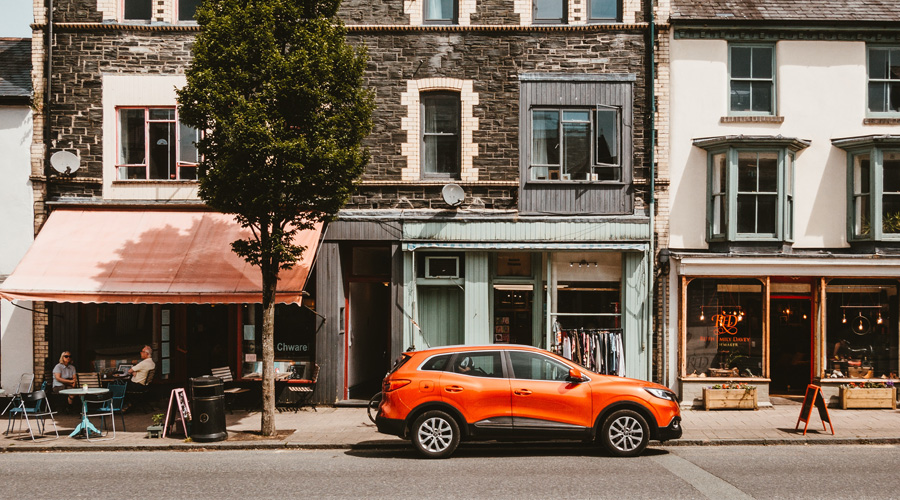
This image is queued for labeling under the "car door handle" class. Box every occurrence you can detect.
[514,389,532,396]
[444,386,464,393]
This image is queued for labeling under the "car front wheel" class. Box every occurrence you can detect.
[411,410,460,459]
[601,409,649,457]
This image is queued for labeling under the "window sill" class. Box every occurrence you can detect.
[863,117,900,125]
[720,116,784,124]
[112,180,199,185]
[526,180,627,186]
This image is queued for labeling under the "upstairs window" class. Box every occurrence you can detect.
[530,106,620,181]
[178,0,202,21]
[123,0,152,21]
[868,46,900,115]
[695,136,809,243]
[117,107,199,181]
[729,44,775,115]
[424,0,457,24]
[421,92,461,178]
[587,0,619,22]
[834,136,900,242]
[533,0,566,24]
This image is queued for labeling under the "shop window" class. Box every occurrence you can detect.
[117,107,199,181]
[867,46,900,115]
[533,0,566,24]
[493,286,533,344]
[124,0,152,21]
[729,44,775,115]
[684,279,764,378]
[421,92,461,179]
[825,280,899,380]
[587,0,619,22]
[80,304,154,373]
[694,136,809,244]
[834,137,900,242]
[530,107,620,181]
[416,252,465,279]
[550,252,622,331]
[241,304,315,379]
[178,0,202,21]
[424,0,457,24]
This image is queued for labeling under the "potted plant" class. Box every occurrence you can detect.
[703,382,758,410]
[147,413,165,438]
[840,381,897,409]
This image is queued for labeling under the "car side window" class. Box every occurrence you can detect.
[509,351,570,381]
[421,354,453,371]
[453,352,502,378]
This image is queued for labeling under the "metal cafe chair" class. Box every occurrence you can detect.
[9,389,59,441]
[1,373,34,416]
[84,390,117,441]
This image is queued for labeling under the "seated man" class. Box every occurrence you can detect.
[128,345,156,385]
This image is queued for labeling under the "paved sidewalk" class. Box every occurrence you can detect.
[2,403,899,452]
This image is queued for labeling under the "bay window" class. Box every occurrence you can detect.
[834,135,900,242]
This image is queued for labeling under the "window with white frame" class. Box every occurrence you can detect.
[868,46,900,115]
[729,44,775,115]
[530,106,620,181]
[587,0,619,22]
[834,136,900,241]
[424,0,457,24]
[421,92,461,178]
[533,0,566,24]
[117,107,199,181]
[123,0,152,21]
[695,137,808,243]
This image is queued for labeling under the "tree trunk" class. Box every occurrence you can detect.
[260,263,278,437]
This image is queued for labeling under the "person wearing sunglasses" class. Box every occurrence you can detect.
[52,351,79,404]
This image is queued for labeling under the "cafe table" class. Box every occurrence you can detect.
[59,387,109,438]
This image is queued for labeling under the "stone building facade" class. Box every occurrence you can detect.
[15,0,670,403]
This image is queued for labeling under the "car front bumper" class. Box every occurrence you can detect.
[656,416,682,441]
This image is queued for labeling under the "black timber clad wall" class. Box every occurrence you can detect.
[314,242,345,404]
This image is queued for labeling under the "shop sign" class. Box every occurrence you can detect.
[276,343,309,353]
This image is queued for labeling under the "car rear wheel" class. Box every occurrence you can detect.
[601,409,649,457]
[411,410,460,459]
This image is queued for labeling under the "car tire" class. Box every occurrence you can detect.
[411,410,460,459]
[601,409,649,457]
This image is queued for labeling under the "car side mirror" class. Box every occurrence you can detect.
[567,368,586,383]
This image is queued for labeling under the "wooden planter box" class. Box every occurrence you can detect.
[703,388,758,410]
[840,387,897,409]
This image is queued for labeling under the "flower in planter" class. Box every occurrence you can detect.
[842,381,893,389]
[709,383,756,390]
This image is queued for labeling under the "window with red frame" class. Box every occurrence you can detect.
[117,107,199,181]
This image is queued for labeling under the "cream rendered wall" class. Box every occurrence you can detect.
[102,74,199,201]
[0,105,34,392]
[669,37,900,250]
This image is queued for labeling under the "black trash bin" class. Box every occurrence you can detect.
[190,376,227,442]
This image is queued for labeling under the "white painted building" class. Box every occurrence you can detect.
[665,1,900,406]
[0,38,34,392]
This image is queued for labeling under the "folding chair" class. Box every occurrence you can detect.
[9,389,58,441]
[211,366,250,413]
[84,387,123,441]
[2,373,34,416]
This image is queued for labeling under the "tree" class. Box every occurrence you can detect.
[177,0,373,436]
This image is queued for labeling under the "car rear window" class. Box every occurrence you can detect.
[420,354,452,371]
[389,353,413,374]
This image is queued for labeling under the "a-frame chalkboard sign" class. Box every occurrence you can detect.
[163,388,192,438]
[795,384,834,436]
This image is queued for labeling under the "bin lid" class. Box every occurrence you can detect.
[191,375,223,386]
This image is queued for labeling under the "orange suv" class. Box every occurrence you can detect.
[375,344,681,458]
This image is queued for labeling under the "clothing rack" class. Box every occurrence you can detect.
[553,328,624,376]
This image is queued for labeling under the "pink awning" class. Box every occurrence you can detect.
[0,208,323,304]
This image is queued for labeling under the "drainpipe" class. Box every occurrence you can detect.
[45,0,53,177]
[646,0,658,383]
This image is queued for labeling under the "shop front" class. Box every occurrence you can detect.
[671,254,900,407]
[0,207,322,392]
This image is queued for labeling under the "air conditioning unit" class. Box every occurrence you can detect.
[425,256,459,278]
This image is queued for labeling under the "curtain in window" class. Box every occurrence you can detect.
[418,286,464,347]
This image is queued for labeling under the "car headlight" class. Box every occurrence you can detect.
[644,387,677,401]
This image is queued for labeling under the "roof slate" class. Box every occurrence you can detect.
[0,38,32,99]
[671,0,900,22]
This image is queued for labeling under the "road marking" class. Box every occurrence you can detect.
[652,453,754,500]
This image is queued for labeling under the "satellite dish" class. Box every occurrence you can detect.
[441,183,465,207]
[50,151,80,175]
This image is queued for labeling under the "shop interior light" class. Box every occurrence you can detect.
[877,311,883,324]
[842,311,847,323]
